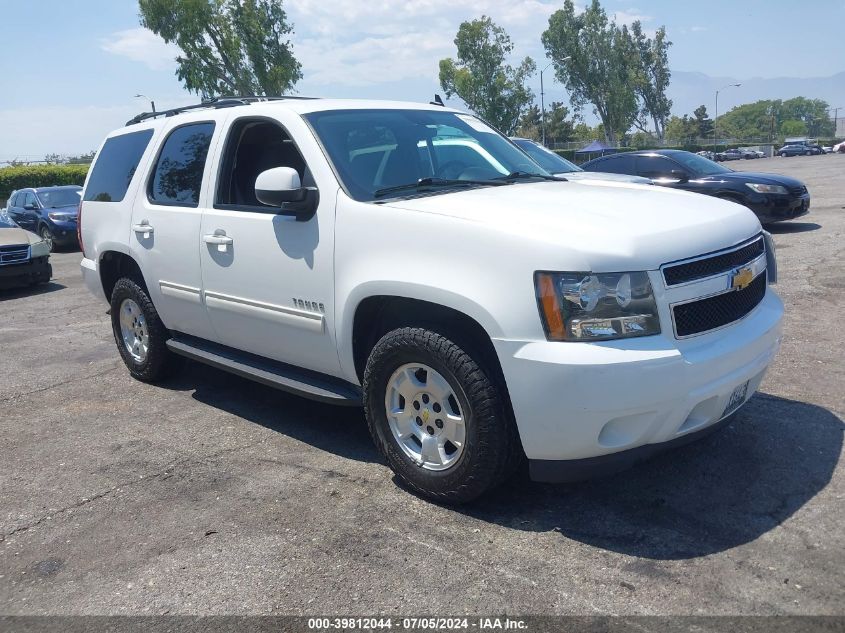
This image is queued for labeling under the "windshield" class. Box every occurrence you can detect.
[513,139,581,173]
[36,188,82,208]
[670,152,730,177]
[304,109,551,201]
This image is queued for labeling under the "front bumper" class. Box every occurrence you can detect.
[747,193,810,223]
[47,222,79,247]
[494,289,783,482]
[0,256,51,289]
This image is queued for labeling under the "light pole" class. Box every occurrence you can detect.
[134,93,156,113]
[541,56,570,146]
[714,83,740,153]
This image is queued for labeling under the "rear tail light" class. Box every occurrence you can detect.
[77,202,85,257]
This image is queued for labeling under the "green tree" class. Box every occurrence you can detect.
[780,119,808,137]
[692,105,714,139]
[665,115,697,143]
[542,0,638,145]
[630,22,672,141]
[545,101,576,145]
[515,105,541,140]
[139,0,302,97]
[439,16,536,135]
[716,97,833,140]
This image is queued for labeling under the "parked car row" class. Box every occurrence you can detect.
[777,143,824,157]
[5,185,82,251]
[580,149,810,225]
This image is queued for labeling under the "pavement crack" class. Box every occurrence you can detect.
[0,438,267,543]
[0,364,120,404]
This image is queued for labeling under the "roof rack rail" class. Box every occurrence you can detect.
[125,95,319,126]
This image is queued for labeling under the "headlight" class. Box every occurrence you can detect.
[746,183,788,195]
[535,271,661,341]
[30,240,50,258]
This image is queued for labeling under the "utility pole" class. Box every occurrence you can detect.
[714,83,741,153]
[134,93,156,113]
[831,106,842,137]
[540,56,570,147]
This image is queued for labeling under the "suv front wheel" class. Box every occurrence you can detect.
[110,277,183,382]
[363,327,519,504]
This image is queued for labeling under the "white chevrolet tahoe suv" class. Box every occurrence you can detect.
[79,97,783,503]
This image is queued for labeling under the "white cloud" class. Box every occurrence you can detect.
[100,27,180,71]
[287,0,560,90]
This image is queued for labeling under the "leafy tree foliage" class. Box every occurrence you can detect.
[139,0,302,97]
[693,105,714,139]
[630,23,672,141]
[717,97,833,139]
[439,16,536,135]
[515,105,542,140]
[545,102,576,145]
[542,0,639,145]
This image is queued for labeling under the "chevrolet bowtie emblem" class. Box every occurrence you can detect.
[731,267,754,291]
[422,409,430,423]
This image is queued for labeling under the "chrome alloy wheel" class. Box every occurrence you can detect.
[119,298,149,362]
[385,363,466,471]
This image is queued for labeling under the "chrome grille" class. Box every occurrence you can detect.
[0,244,30,266]
[673,272,767,337]
[663,235,764,286]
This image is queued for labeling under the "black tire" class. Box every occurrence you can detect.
[110,277,183,382]
[39,225,54,253]
[363,327,519,504]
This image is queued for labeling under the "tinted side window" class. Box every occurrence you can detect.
[84,129,154,202]
[590,155,635,174]
[149,122,215,207]
[8,193,19,207]
[636,156,680,178]
[24,192,37,208]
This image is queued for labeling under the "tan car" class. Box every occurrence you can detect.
[0,211,52,289]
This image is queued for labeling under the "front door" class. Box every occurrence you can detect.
[199,114,340,377]
[128,116,219,341]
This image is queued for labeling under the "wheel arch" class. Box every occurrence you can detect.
[98,250,149,300]
[347,291,505,388]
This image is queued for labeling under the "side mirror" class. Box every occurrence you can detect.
[23,203,37,211]
[255,167,318,221]
[670,169,689,183]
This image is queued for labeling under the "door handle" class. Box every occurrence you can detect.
[203,232,233,252]
[132,222,154,237]
[203,234,233,245]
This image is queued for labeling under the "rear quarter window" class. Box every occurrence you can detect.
[84,129,154,202]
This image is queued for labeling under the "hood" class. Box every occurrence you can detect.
[702,171,805,188]
[0,226,41,246]
[45,204,79,215]
[385,180,761,272]
[560,171,653,185]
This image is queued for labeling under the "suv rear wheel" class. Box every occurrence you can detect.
[110,277,183,382]
[363,327,518,504]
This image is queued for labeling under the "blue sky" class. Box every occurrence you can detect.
[1,0,843,159]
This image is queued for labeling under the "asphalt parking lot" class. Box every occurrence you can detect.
[1,154,843,616]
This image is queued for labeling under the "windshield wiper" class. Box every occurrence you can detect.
[373,177,508,199]
[495,171,566,182]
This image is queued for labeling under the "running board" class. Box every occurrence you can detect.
[166,335,362,406]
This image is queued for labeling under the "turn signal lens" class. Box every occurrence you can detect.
[536,272,567,340]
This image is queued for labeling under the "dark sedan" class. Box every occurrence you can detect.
[778,144,822,157]
[581,149,810,224]
[6,185,82,251]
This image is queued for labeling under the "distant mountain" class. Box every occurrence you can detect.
[668,70,845,118]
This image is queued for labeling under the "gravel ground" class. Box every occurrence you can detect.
[0,154,842,617]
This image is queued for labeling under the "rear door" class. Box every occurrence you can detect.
[128,115,221,340]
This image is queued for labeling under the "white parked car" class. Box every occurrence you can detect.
[79,97,783,503]
[511,137,653,184]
